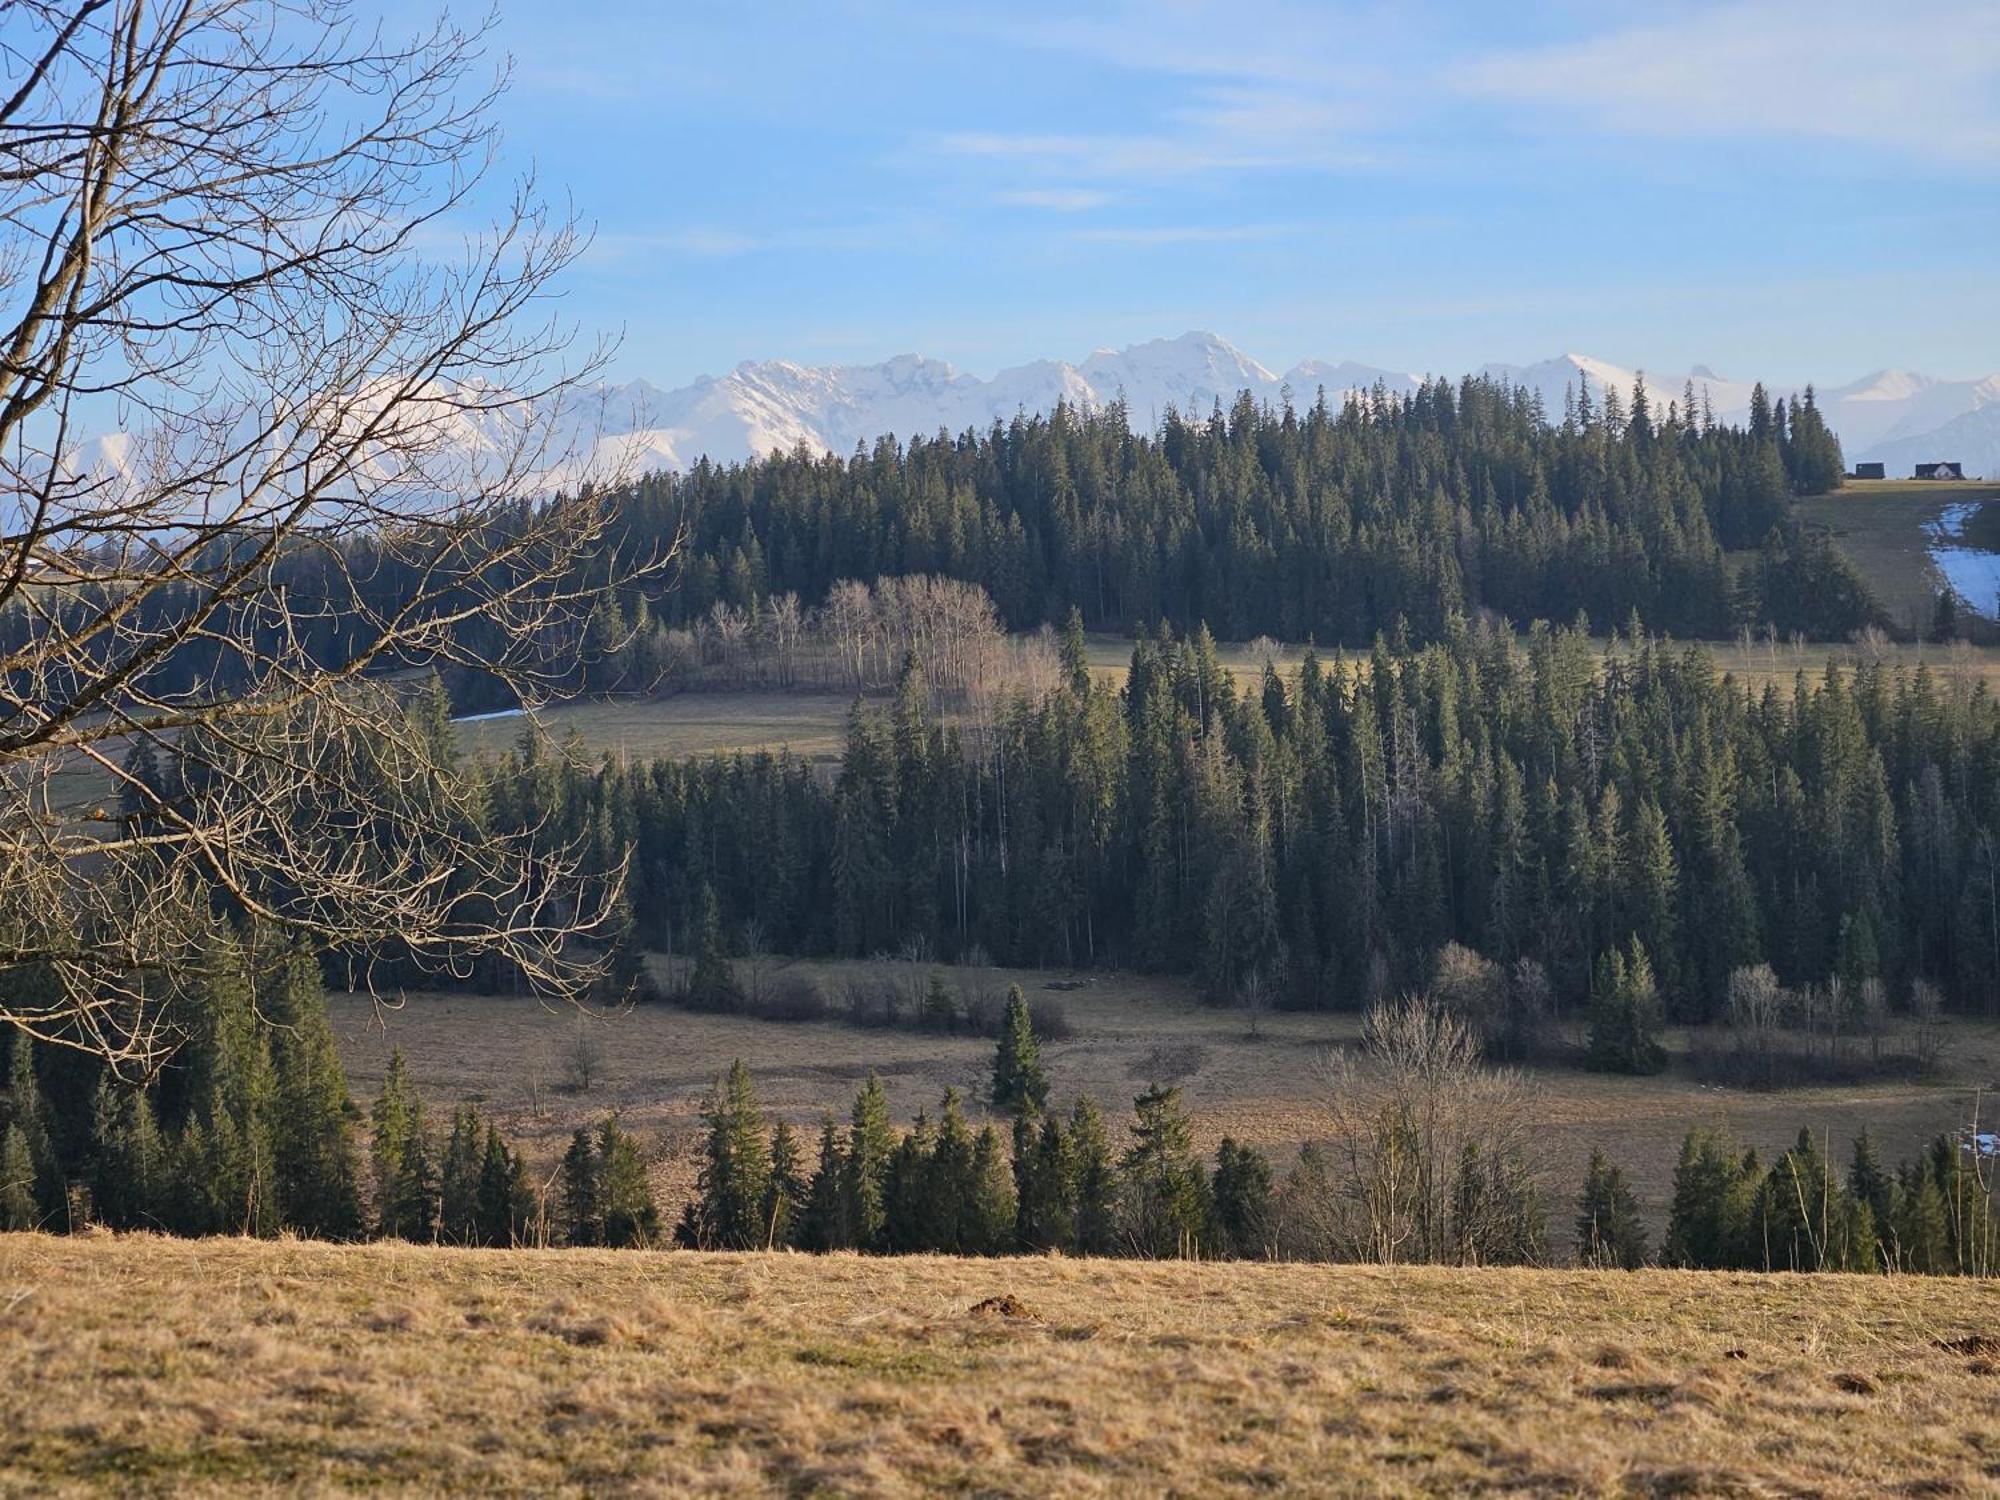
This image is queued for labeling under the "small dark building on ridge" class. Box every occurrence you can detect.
[1852,461,1886,479]
[1916,461,1966,480]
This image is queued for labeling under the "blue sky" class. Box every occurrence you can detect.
[474,0,2000,387]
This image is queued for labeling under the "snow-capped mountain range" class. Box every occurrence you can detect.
[67,333,2000,491]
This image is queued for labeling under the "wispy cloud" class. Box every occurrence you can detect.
[994,187,1113,211]
[1069,223,1296,245]
[1454,0,2000,166]
[579,221,933,267]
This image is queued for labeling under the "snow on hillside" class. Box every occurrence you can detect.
[56,333,1998,492]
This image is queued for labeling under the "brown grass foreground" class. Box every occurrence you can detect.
[2,1235,1999,1496]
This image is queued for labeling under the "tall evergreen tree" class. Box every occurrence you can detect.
[677,1060,771,1249]
[1574,1149,1649,1268]
[991,986,1048,1114]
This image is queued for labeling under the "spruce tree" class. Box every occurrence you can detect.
[1212,1138,1276,1259]
[1119,1084,1209,1258]
[598,1117,660,1248]
[1069,1095,1118,1256]
[261,942,361,1238]
[0,1123,37,1230]
[967,1124,1017,1254]
[882,1109,933,1254]
[677,1060,770,1249]
[991,986,1048,1115]
[926,1090,977,1252]
[799,1118,848,1252]
[1848,1131,1893,1268]
[841,1073,894,1250]
[558,1128,602,1246]
[2,1035,56,1223]
[1574,1149,1648,1268]
[686,884,740,1010]
[369,1050,436,1240]
[187,934,279,1236]
[439,1104,484,1244]
[475,1124,534,1246]
[1587,939,1665,1074]
[764,1120,806,1250]
[89,1079,162,1231]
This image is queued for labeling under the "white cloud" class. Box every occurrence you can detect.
[995,187,1113,211]
[1454,0,2000,166]
[1069,223,1294,245]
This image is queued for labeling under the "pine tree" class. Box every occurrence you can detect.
[1119,1084,1209,1258]
[558,1128,602,1246]
[475,1124,534,1246]
[0,1123,37,1230]
[369,1049,434,1239]
[1574,1149,1649,1268]
[764,1120,806,1250]
[1069,1095,1118,1255]
[261,942,361,1237]
[1212,1138,1276,1259]
[1587,939,1665,1074]
[677,1060,770,1249]
[991,986,1048,1114]
[799,1118,848,1251]
[439,1104,484,1244]
[841,1073,894,1250]
[598,1117,659,1248]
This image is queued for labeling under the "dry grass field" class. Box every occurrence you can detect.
[2,1232,1998,1496]
[330,957,2000,1249]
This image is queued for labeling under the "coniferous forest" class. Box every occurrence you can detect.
[6,372,1870,724]
[465,611,2000,1022]
[617,375,1857,648]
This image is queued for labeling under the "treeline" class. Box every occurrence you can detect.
[0,932,660,1248]
[1659,1124,1996,1275]
[6,374,1868,728]
[674,1061,1304,1261]
[481,615,2000,1018]
[610,374,1859,649]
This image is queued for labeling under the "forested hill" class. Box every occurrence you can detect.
[7,373,1863,724]
[614,372,1859,648]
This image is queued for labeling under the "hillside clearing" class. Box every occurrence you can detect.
[1798,478,2000,633]
[1,1234,1996,1496]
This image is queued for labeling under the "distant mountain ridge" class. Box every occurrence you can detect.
[67,332,2000,491]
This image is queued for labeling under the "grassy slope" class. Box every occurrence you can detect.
[1797,477,2000,633]
[3,1234,1998,1496]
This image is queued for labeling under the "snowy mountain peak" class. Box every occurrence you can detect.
[60,335,2000,491]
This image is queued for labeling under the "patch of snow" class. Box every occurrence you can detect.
[451,706,526,724]
[1924,502,2000,618]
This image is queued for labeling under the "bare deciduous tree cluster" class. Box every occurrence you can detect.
[646,574,1055,705]
[0,2,664,1067]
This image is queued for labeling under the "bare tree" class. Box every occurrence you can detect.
[0,2,671,1068]
[1316,997,1543,1265]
